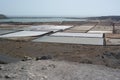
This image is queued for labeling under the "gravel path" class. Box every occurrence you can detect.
[0,60,120,80]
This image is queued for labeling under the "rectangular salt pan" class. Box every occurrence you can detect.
[64,30,87,33]
[90,26,113,31]
[33,36,104,45]
[0,31,49,38]
[106,38,120,45]
[105,33,120,38]
[51,32,103,38]
[72,26,94,31]
[88,31,113,33]
[0,30,17,35]
[23,25,72,31]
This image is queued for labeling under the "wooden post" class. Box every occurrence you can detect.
[113,23,115,34]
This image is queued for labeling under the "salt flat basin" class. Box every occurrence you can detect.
[0,31,49,38]
[33,36,104,45]
[106,38,120,45]
[51,32,103,38]
[22,25,72,32]
[0,30,18,35]
[88,31,113,33]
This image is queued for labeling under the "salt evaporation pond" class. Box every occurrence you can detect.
[23,25,72,32]
[88,31,113,33]
[106,38,120,45]
[33,36,104,45]
[0,30,18,35]
[0,31,49,38]
[51,32,103,38]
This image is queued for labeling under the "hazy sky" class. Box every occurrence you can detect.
[0,0,120,17]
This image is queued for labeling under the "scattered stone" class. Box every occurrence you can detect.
[80,59,92,64]
[40,75,47,80]
[103,52,114,57]
[22,56,32,61]
[41,67,47,70]
[0,66,3,70]
[21,67,25,70]
[5,75,13,79]
[4,75,10,79]
[101,56,104,59]
[103,51,120,59]
[113,52,120,59]
[35,57,41,61]
[41,64,56,71]
[48,64,56,68]
[36,55,52,60]
[4,74,17,79]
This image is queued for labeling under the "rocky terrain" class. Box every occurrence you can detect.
[0,60,120,80]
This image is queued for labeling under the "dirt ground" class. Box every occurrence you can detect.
[0,39,120,68]
[0,60,120,80]
[0,21,120,69]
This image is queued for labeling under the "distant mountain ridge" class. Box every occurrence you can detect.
[87,16,120,21]
[0,14,7,19]
[1,14,120,21]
